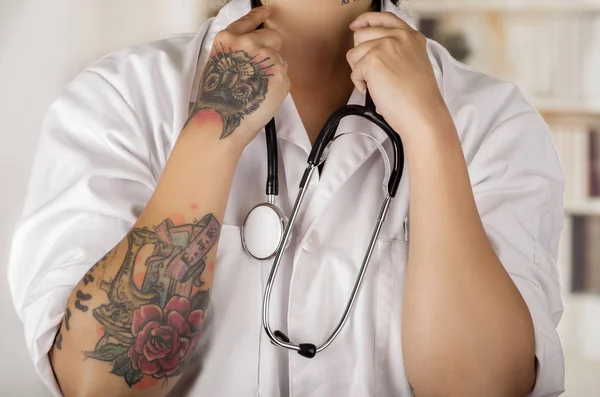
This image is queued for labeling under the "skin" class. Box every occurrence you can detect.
[49,1,536,396]
[347,11,536,397]
[50,8,288,397]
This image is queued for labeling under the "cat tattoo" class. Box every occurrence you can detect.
[186,42,274,138]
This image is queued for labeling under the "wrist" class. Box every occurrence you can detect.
[395,106,457,150]
[181,110,255,151]
[178,120,247,159]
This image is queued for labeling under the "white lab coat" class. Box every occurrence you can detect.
[8,0,565,395]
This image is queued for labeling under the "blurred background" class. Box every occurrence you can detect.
[0,0,598,395]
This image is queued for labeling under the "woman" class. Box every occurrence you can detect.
[9,0,564,396]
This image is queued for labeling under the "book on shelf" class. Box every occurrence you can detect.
[590,128,600,197]
[571,215,600,294]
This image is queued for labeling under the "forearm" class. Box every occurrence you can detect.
[50,119,241,397]
[400,116,536,396]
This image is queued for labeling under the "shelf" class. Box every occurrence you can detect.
[565,200,600,215]
[411,0,600,15]
[535,102,600,125]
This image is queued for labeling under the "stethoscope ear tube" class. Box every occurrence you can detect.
[265,118,278,197]
[252,0,278,197]
[308,90,405,198]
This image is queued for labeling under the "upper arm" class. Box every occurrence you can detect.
[469,110,565,396]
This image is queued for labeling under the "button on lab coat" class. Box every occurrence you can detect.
[8,0,565,395]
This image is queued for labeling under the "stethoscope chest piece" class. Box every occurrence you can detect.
[241,203,287,260]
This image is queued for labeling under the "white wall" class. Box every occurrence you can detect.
[0,1,208,395]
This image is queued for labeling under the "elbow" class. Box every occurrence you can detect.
[407,351,536,397]
[404,317,536,397]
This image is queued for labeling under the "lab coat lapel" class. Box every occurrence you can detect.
[187,0,445,239]
[295,57,443,239]
[293,89,388,237]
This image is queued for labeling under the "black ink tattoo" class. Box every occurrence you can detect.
[83,274,94,286]
[74,300,89,312]
[84,214,219,388]
[186,42,273,138]
[55,332,63,350]
[76,290,92,301]
[65,308,72,331]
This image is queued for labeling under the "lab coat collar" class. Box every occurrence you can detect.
[193,0,442,237]
[205,0,444,148]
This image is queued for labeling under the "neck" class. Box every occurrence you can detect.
[264,0,372,85]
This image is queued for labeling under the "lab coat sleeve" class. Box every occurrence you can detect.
[8,70,157,396]
[469,110,565,396]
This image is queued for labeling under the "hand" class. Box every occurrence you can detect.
[347,12,450,140]
[186,6,289,147]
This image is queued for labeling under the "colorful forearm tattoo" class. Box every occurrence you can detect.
[57,214,220,388]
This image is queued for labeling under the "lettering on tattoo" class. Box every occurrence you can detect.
[185,42,273,138]
[83,214,219,388]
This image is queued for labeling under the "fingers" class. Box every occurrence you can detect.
[348,43,376,96]
[226,6,271,34]
[350,11,413,31]
[346,39,378,69]
[350,58,369,94]
[353,27,392,46]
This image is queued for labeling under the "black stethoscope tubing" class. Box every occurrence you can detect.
[253,0,403,199]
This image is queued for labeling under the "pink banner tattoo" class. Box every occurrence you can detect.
[166,216,220,282]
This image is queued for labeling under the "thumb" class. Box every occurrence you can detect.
[226,6,271,34]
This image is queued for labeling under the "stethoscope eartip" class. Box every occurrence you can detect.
[272,331,316,358]
[273,330,290,343]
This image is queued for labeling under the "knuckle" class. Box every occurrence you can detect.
[413,31,427,44]
[262,48,278,61]
[346,48,355,61]
[215,30,234,43]
[366,53,383,69]
[353,29,365,42]
[237,34,253,48]
[381,36,397,49]
[397,29,411,40]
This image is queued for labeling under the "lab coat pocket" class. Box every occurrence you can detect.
[374,239,413,396]
[192,224,263,395]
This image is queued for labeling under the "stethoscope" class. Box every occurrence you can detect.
[240,0,405,359]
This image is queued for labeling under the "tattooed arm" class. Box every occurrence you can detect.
[49,6,288,397]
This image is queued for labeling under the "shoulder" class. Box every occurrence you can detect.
[82,32,200,99]
[47,20,214,144]
[428,40,563,196]
[428,39,541,137]
[37,25,214,190]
